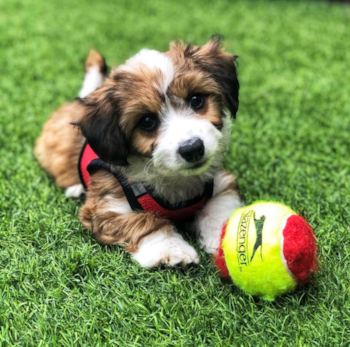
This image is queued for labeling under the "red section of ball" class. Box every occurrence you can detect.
[216,222,230,277]
[283,215,317,284]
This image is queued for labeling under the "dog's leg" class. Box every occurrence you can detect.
[195,170,242,254]
[79,170,199,267]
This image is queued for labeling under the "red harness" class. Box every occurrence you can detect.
[78,143,214,222]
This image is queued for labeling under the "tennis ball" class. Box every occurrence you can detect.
[216,202,317,301]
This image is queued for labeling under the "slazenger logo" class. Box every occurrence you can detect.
[236,210,266,270]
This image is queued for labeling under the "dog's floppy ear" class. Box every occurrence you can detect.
[76,83,130,166]
[188,37,239,118]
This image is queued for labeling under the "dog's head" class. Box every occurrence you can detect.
[77,38,239,179]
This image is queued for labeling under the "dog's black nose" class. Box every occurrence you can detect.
[178,137,205,163]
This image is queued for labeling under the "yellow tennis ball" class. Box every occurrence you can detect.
[216,202,317,301]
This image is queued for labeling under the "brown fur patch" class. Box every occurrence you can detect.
[34,102,85,188]
[165,39,237,129]
[79,170,172,252]
[130,128,158,157]
[167,38,239,118]
[85,49,108,75]
[114,69,164,133]
[168,71,221,100]
[195,95,223,128]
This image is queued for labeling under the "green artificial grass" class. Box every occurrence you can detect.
[0,0,350,345]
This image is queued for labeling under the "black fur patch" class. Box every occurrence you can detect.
[100,55,108,76]
[76,94,130,166]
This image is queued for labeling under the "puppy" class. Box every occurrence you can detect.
[35,38,242,267]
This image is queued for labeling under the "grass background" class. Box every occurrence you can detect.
[0,0,349,345]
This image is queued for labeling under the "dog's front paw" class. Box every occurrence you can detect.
[132,231,199,267]
[196,211,226,255]
[195,193,243,255]
[199,232,221,255]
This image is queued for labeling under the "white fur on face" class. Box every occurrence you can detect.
[121,112,232,204]
[152,107,229,176]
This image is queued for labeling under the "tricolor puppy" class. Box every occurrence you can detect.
[35,38,242,267]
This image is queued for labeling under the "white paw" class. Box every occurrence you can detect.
[199,231,222,255]
[132,231,200,268]
[65,184,85,198]
[196,195,242,255]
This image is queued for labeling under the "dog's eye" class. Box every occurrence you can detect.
[138,114,159,132]
[189,94,205,110]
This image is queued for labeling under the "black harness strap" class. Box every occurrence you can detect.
[87,159,143,211]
